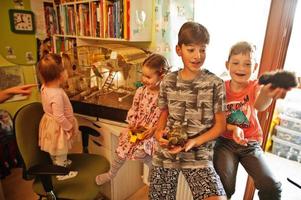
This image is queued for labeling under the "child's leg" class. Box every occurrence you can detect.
[95,156,126,185]
[213,137,240,198]
[182,167,227,200]
[148,166,180,200]
[51,155,78,180]
[140,156,153,182]
[240,142,282,200]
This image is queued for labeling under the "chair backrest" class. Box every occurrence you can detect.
[14,102,51,172]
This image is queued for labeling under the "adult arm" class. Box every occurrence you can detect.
[0,84,36,103]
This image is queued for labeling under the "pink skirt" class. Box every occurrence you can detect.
[39,114,78,156]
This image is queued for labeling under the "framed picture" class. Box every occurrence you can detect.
[0,66,27,102]
[8,9,35,34]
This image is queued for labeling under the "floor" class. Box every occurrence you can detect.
[1,152,301,200]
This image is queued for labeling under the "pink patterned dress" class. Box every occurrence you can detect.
[116,86,161,160]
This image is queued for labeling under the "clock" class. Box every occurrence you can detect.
[9,9,35,34]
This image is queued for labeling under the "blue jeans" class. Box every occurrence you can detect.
[213,137,282,200]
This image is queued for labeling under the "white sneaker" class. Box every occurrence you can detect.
[57,171,78,181]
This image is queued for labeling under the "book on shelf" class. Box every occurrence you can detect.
[54,0,151,41]
[44,2,58,37]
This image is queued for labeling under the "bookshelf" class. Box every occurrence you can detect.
[52,0,153,53]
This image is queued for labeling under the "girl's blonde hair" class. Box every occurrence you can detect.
[228,41,256,61]
[37,53,70,83]
[142,53,170,75]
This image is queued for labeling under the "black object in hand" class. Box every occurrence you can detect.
[258,70,298,89]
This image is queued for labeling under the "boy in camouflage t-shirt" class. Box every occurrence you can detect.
[149,22,227,200]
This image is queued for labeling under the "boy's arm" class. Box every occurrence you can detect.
[154,108,169,145]
[185,111,226,151]
[254,83,288,111]
[227,123,248,146]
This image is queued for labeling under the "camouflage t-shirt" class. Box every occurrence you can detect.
[153,69,226,168]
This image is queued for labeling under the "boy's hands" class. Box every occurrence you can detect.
[168,138,197,154]
[155,129,169,146]
[262,83,289,100]
[232,126,248,146]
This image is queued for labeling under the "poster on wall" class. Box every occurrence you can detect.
[0,66,27,102]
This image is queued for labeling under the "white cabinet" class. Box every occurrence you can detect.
[76,114,144,200]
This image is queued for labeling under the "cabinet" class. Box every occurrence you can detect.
[52,0,153,53]
[76,114,144,200]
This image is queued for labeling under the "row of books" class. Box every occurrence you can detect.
[44,2,59,37]
[57,0,130,39]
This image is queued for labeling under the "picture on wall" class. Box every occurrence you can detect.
[0,65,27,102]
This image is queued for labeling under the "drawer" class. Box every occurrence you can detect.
[272,135,301,162]
[275,125,301,145]
[279,114,301,132]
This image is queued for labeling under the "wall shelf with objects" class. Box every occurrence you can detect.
[52,0,153,53]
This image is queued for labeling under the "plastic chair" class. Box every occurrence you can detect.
[14,102,110,200]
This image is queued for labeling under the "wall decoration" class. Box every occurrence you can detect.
[0,66,27,102]
[5,46,16,59]
[25,51,34,64]
[152,0,194,70]
[13,0,24,9]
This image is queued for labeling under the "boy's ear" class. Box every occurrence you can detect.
[176,45,182,56]
[225,61,229,70]
[253,63,258,73]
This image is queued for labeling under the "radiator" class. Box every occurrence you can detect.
[143,165,193,200]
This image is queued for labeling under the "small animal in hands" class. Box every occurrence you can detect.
[164,125,188,148]
[258,70,298,89]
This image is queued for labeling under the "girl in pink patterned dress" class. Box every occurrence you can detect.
[95,53,170,185]
[38,53,79,180]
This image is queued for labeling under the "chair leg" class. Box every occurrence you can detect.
[46,191,57,200]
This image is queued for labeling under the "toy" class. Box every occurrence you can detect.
[164,124,188,148]
[128,126,147,143]
[258,70,298,89]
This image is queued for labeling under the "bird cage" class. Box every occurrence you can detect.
[62,44,149,110]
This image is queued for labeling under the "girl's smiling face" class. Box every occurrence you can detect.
[141,65,162,91]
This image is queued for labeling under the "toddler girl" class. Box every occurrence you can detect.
[37,53,79,180]
[95,53,170,185]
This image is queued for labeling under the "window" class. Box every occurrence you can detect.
[194,0,271,78]
[283,1,301,77]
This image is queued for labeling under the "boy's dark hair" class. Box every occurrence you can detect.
[228,41,256,61]
[178,22,210,46]
[142,53,171,75]
[37,53,65,83]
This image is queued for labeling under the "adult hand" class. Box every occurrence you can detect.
[7,84,37,95]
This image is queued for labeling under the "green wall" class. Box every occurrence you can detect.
[0,0,40,116]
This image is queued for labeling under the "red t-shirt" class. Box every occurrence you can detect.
[222,80,262,142]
